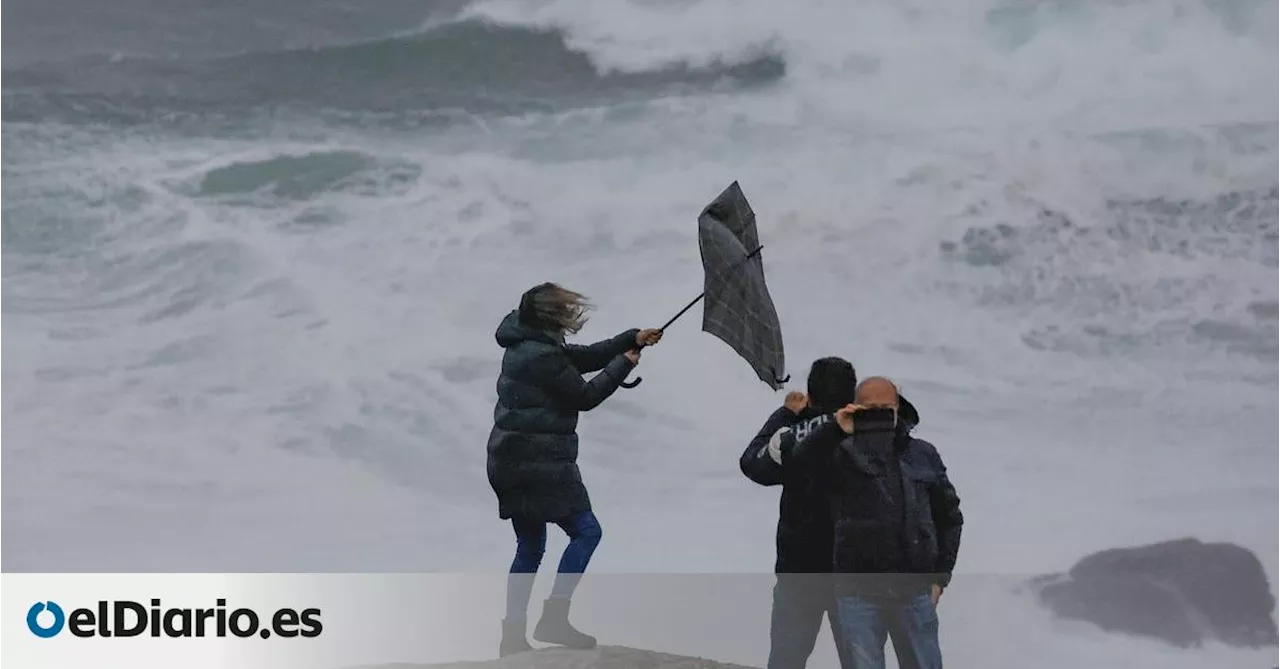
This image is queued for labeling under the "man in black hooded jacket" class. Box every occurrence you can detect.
[787,376,961,669]
[741,358,925,669]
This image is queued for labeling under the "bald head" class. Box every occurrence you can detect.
[855,376,899,409]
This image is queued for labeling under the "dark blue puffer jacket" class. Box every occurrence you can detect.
[485,310,639,521]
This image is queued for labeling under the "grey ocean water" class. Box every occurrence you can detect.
[3,0,1278,665]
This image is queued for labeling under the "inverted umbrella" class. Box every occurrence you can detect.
[622,181,789,390]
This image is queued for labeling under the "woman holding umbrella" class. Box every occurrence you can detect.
[487,282,663,656]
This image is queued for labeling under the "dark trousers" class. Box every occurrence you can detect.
[834,593,941,669]
[768,575,855,669]
[505,510,603,620]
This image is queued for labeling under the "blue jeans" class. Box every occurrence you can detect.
[768,575,855,669]
[505,510,603,621]
[834,593,942,669]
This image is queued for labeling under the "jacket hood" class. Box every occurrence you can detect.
[495,309,557,349]
[897,393,921,434]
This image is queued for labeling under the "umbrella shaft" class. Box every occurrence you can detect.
[659,293,705,332]
[658,244,765,334]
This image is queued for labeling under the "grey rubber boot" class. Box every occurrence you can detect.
[532,598,597,649]
[499,617,533,657]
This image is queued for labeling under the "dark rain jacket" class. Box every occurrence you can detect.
[788,400,960,597]
[740,406,839,573]
[741,395,924,576]
[485,310,638,521]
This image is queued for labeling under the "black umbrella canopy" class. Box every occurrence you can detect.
[696,182,788,390]
[618,180,789,391]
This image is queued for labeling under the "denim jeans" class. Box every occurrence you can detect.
[834,593,942,669]
[505,510,603,620]
[768,575,855,669]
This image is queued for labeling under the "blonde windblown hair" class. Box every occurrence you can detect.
[518,282,593,340]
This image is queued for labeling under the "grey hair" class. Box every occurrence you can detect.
[518,282,593,339]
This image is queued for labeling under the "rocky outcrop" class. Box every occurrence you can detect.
[355,646,756,669]
[1028,537,1279,648]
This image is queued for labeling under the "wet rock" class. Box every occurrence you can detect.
[1028,537,1278,648]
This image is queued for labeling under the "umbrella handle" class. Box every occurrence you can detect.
[618,337,660,390]
[618,244,765,392]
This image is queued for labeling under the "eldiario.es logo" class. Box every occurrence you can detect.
[27,599,322,639]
